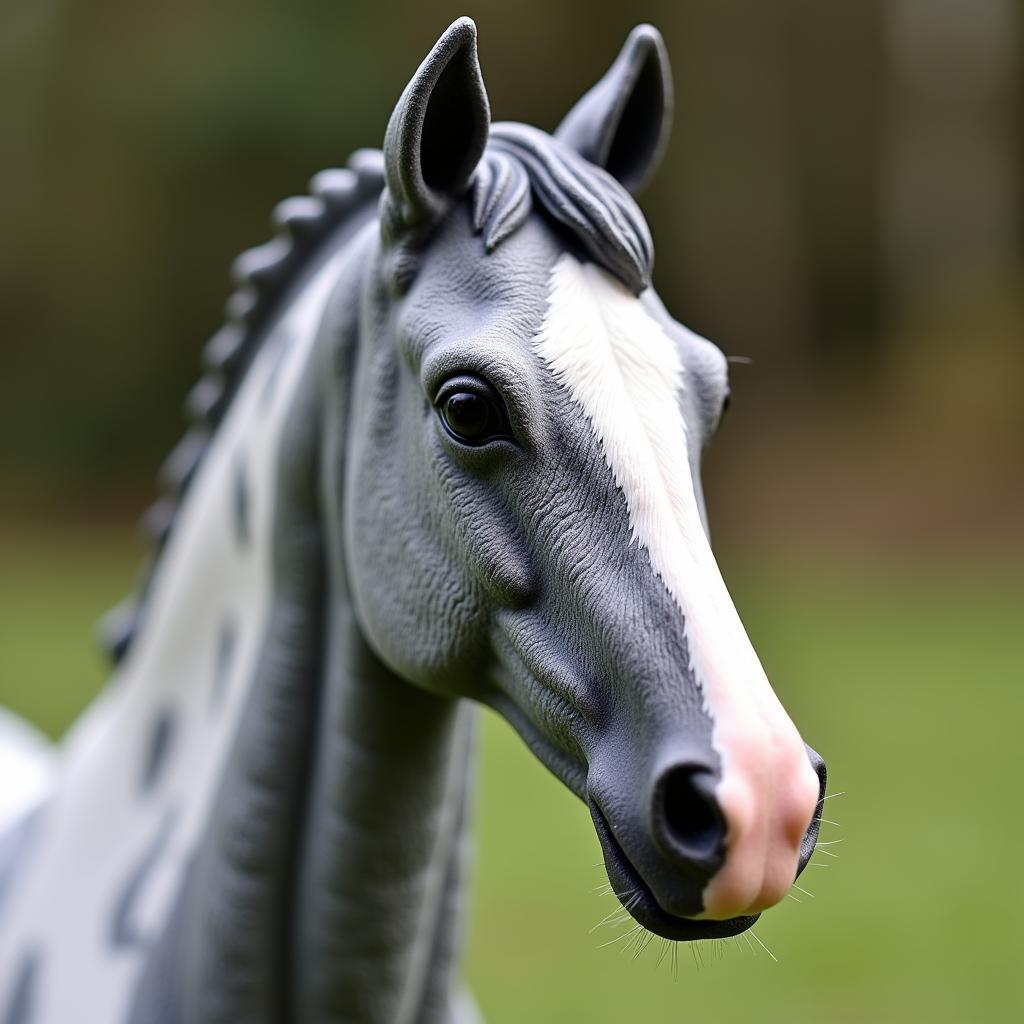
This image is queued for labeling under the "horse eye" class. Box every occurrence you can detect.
[439,389,504,445]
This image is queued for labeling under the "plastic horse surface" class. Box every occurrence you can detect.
[0,19,826,1023]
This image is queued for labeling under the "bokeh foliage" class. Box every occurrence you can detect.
[2,0,1021,542]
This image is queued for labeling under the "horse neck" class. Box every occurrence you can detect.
[0,217,379,1024]
[292,606,477,1024]
[138,232,478,1024]
[290,264,478,1024]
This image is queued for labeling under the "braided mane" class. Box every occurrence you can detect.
[100,150,386,664]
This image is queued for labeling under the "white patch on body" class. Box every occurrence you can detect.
[0,709,54,831]
[534,254,819,920]
[0,235,361,1021]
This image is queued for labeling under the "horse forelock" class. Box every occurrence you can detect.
[380,123,655,298]
[475,123,654,294]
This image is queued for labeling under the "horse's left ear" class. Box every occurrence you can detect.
[383,17,490,235]
[555,24,672,195]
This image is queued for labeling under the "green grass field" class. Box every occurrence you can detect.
[2,531,1022,1022]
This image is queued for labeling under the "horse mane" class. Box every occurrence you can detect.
[473,122,654,294]
[100,150,386,664]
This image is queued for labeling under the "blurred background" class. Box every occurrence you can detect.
[1,1,1021,1021]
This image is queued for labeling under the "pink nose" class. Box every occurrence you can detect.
[647,745,825,920]
[698,741,825,920]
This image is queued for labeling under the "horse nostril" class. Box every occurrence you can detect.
[654,764,726,874]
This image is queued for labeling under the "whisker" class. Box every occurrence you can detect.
[791,884,815,898]
[819,818,842,827]
[822,791,846,801]
[596,924,642,950]
[589,897,634,929]
[588,890,641,933]
[815,847,839,859]
[656,938,671,970]
[632,931,656,960]
[817,839,844,846]
[592,888,639,910]
[589,908,626,932]
[606,913,634,930]
[623,927,647,958]
[726,355,753,365]
[749,929,779,963]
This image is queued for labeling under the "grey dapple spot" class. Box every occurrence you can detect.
[209,614,238,712]
[125,859,195,1024]
[0,17,828,1022]
[110,811,177,951]
[140,710,175,794]
[232,454,250,548]
[1,952,38,1024]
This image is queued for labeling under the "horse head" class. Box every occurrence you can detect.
[342,17,825,942]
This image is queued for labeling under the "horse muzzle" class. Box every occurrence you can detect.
[588,744,827,941]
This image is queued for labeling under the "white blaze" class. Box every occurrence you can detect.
[534,254,818,919]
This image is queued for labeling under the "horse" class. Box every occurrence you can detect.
[0,18,826,1023]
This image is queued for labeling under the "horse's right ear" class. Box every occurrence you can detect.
[382,17,490,237]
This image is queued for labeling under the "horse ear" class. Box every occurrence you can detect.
[383,17,490,233]
[555,24,672,195]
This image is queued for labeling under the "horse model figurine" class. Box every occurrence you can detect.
[0,19,826,1023]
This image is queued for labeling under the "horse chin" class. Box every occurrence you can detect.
[591,803,758,942]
